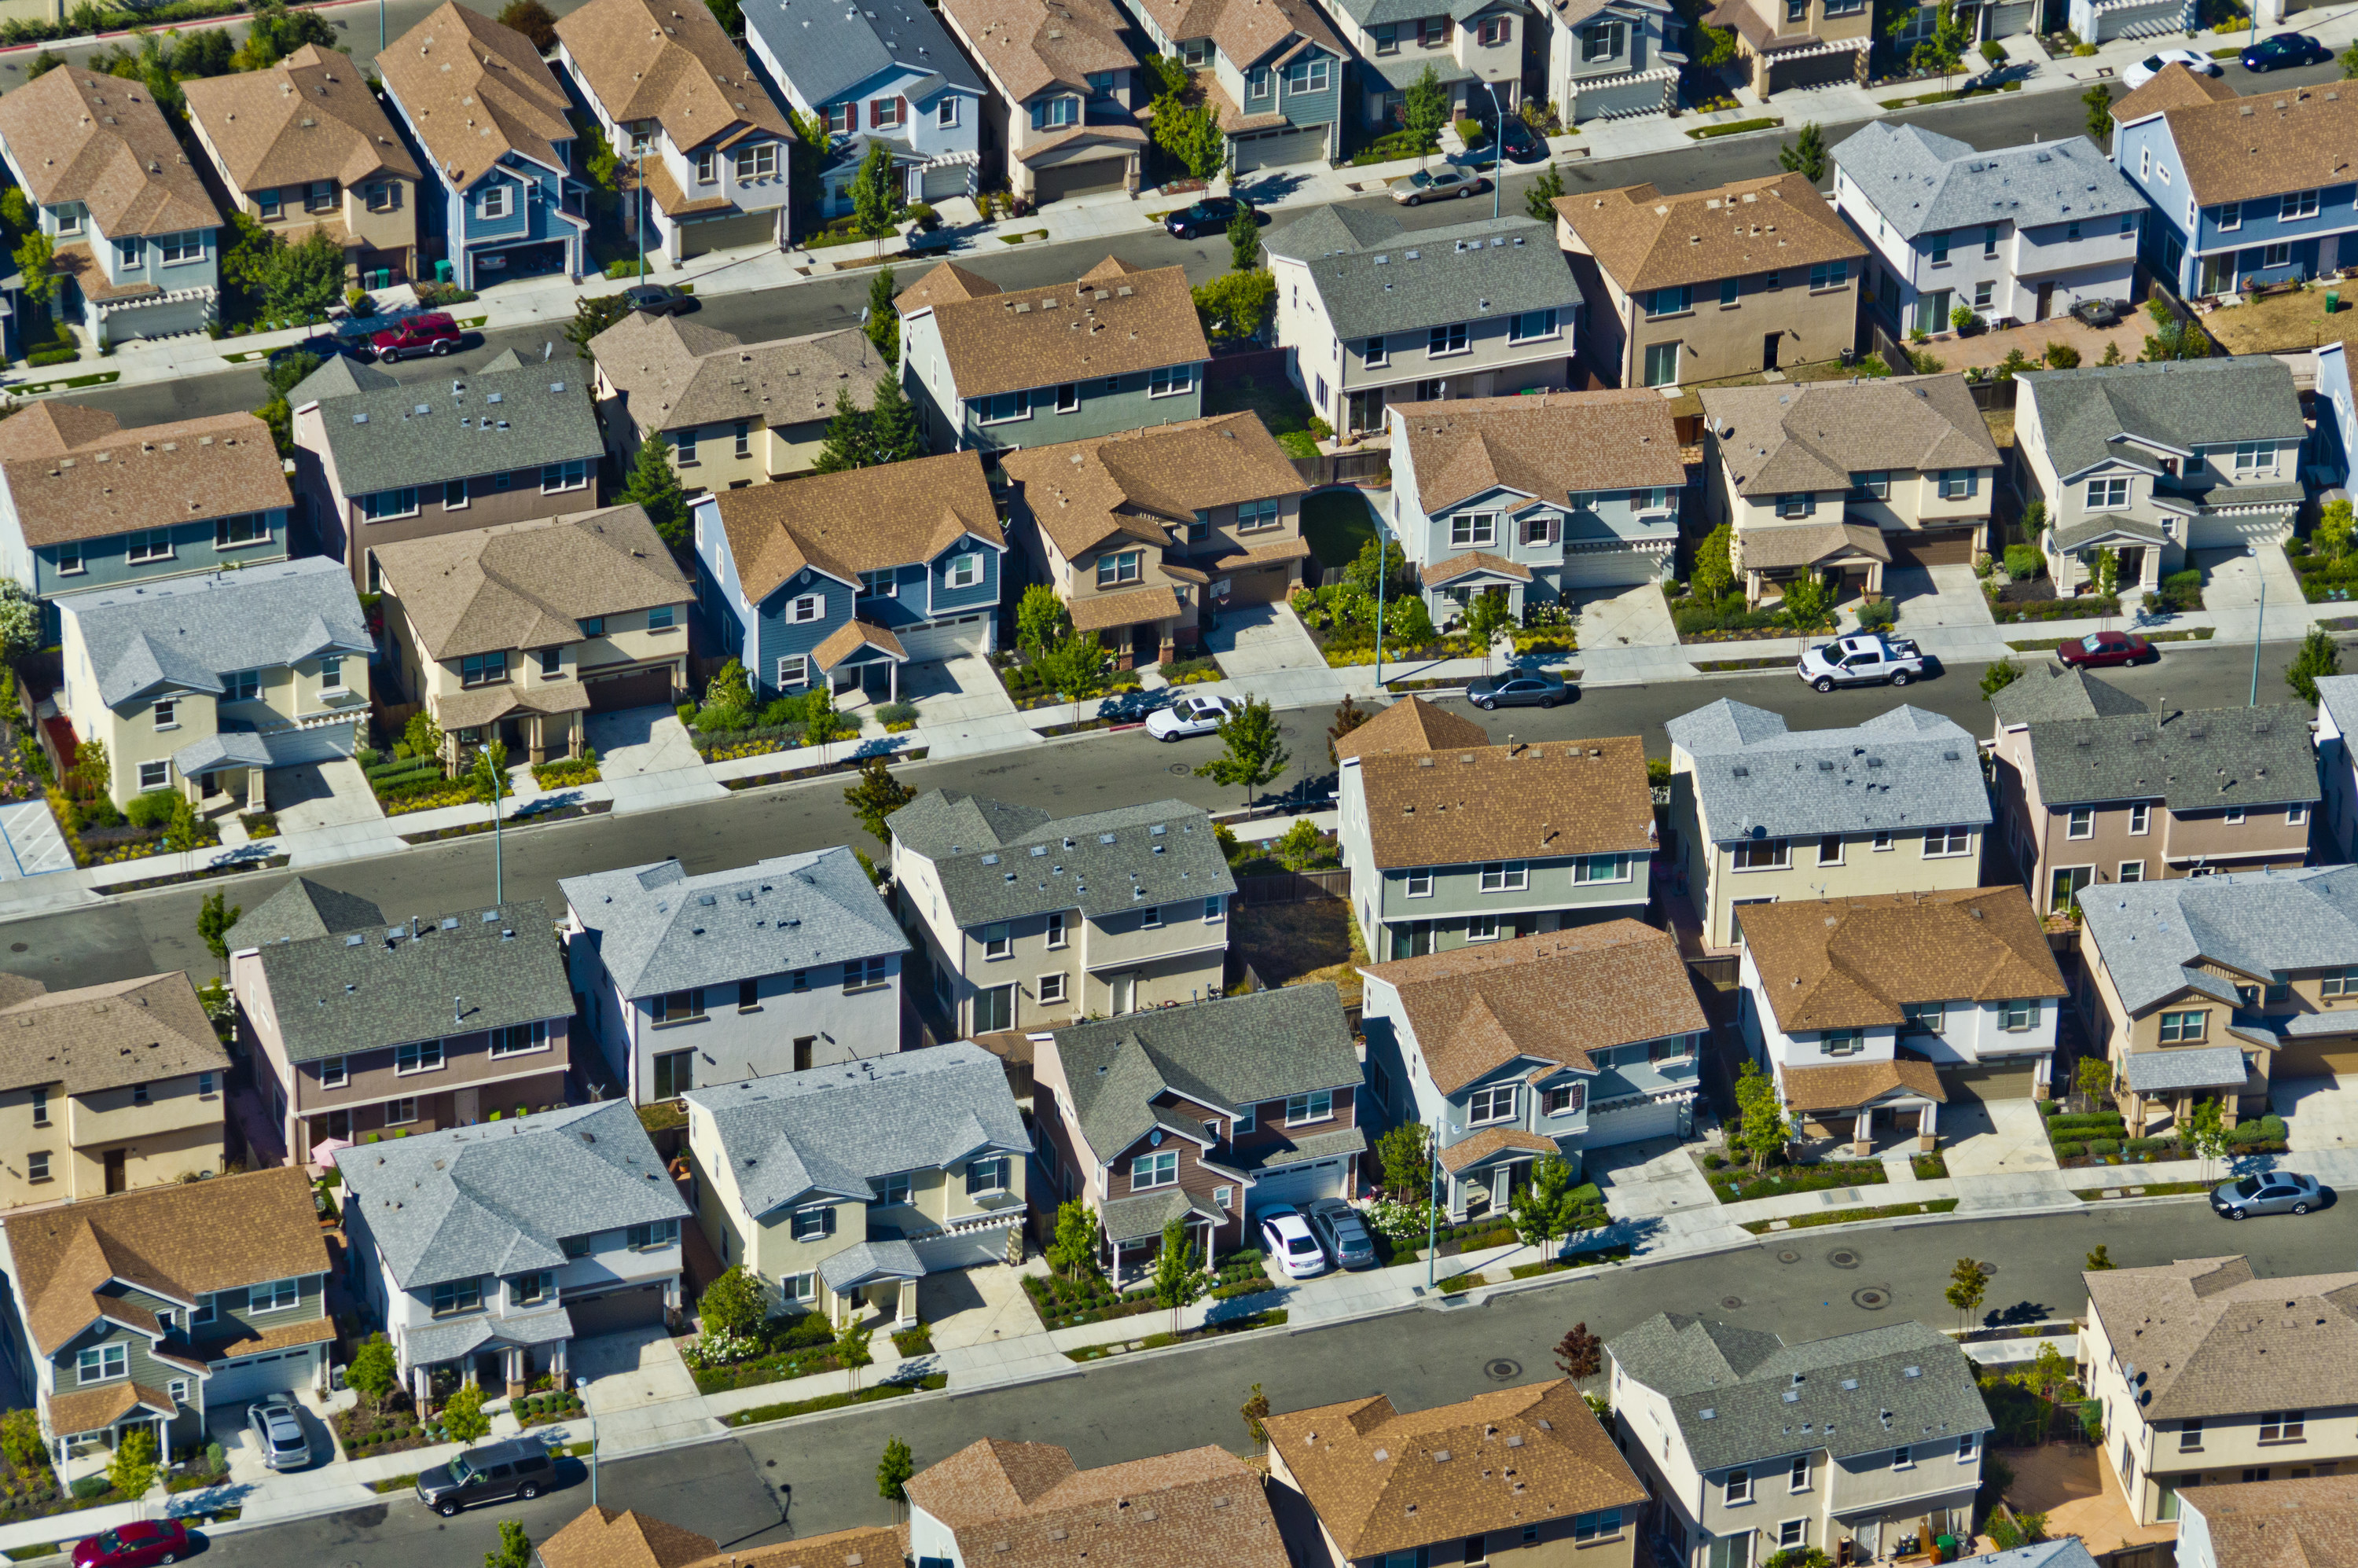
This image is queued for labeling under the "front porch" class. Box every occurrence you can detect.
[1737,520,1890,607]
[433,681,595,766]
[400,1311,576,1408]
[1437,1128,1563,1223]
[1421,555,1531,627]
[1780,1056,1947,1156]
[813,620,910,704]
[1070,585,1194,671]
[1096,1188,1225,1285]
[817,1240,924,1330]
[2120,1047,2261,1135]
[2046,522,2170,598]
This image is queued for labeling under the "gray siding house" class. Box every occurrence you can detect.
[1116,0,1347,170]
[1539,0,1683,123]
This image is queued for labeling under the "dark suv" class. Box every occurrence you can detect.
[369,311,462,362]
[415,1436,556,1515]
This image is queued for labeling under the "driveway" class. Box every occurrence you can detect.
[1884,564,1995,630]
[1941,1096,2058,1177]
[917,1260,1042,1353]
[2193,545,2305,615]
[896,654,1040,761]
[574,1324,700,1416]
[586,705,704,777]
[268,759,384,834]
[1204,603,1342,708]
[1567,582,1678,650]
[2272,1074,2358,1151]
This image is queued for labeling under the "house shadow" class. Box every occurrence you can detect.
[516,789,586,820]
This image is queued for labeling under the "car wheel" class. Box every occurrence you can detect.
[2295,1203,2312,1214]
[1813,677,1836,692]
[520,1484,540,1500]
[432,340,453,355]
[1891,670,1912,686]
[1405,194,1421,206]
[1159,731,1179,743]
[160,1555,177,1565]
[1457,185,1473,198]
[1540,695,1560,708]
[1475,698,1497,710]
[2228,1208,2246,1221]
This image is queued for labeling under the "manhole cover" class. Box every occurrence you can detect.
[1827,1248,1862,1269]
[1978,1262,1997,1276]
[1485,1358,1521,1381]
[1721,1296,1743,1309]
[1853,1286,1892,1310]
[1777,1250,1802,1264]
[7,944,22,953]
[1167,764,1190,775]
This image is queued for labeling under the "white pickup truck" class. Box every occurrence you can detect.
[1795,632,1928,692]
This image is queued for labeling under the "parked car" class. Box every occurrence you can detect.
[1165,196,1255,241]
[368,311,463,362]
[1305,1197,1377,1269]
[2240,30,2327,69]
[1465,670,1567,710]
[2069,298,2127,329]
[2123,48,2222,88]
[72,1522,189,1568]
[1257,1204,1332,1279]
[620,283,693,316]
[1795,631,1927,692]
[2212,1170,2323,1219]
[415,1435,557,1515]
[2056,630,2158,670]
[1393,168,1489,206]
[1146,691,1236,741]
[248,1390,312,1471]
[1455,118,1544,169]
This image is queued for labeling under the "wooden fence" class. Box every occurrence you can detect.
[1235,868,1350,905]
[1289,450,1392,490]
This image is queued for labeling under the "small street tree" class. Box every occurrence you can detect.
[347,1332,398,1415]
[487,1521,533,1568]
[2091,546,2120,603]
[865,266,899,362]
[850,141,898,255]
[196,890,241,964]
[1376,1121,1431,1199]
[1149,1217,1207,1335]
[878,1437,916,1521]
[2287,627,2343,704]
[13,230,53,318]
[1404,64,1450,163]
[2085,1244,2116,1271]
[2084,83,2115,144]
[497,0,557,48]
[1777,122,1827,182]
[1508,1151,1581,1258]
[1981,657,2022,701]
[1240,1384,1272,1450]
[1046,1199,1102,1280]
[1327,694,1369,766]
[1731,1059,1788,1171]
[2184,1096,2229,1182]
[1227,200,1260,271]
[2073,1056,2111,1113]
[845,756,919,847]
[1523,163,1565,223]
[1038,630,1113,703]
[108,1427,157,1508]
[1554,1322,1603,1381]
[838,1320,875,1392]
[1945,1258,1989,1330]
[2316,497,2356,561]
[1691,523,1735,601]
[620,434,689,547]
[1017,586,1071,659]
[442,1379,491,1443]
[1196,696,1291,813]
[1460,589,1515,677]
[566,291,631,361]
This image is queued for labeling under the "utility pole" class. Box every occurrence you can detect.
[637,139,648,282]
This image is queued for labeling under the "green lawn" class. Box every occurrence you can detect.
[1299,490,1375,575]
[1204,373,1319,450]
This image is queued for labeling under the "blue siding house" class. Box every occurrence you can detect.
[2114,68,2358,300]
[693,452,1008,701]
[1118,0,1350,170]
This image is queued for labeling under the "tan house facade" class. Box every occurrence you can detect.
[938,0,1148,204]
[1703,0,1872,97]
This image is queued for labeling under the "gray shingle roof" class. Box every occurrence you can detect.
[255,900,572,1063]
[560,849,906,1001]
[2080,865,2358,1015]
[683,1041,1030,1219]
[2019,700,2319,811]
[2121,1044,2250,1092]
[1263,204,1408,260]
[1322,0,1495,25]
[2316,674,2358,746]
[1606,1313,1990,1472]
[1666,700,1992,842]
[1957,1541,2098,1568]
[1099,1185,1225,1243]
[298,357,603,496]
[61,557,374,711]
[1831,123,2142,240]
[1989,666,2152,727]
[402,1305,575,1365]
[334,1100,687,1289]
[1262,213,1576,342]
[228,877,387,951]
[747,0,982,112]
[2019,359,2303,483]
[889,791,1236,926]
[818,1238,925,1290]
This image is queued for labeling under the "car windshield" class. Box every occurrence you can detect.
[273,1432,304,1452]
[2235,1176,2264,1199]
[447,1457,475,1484]
[2083,636,2106,653]
[1288,1235,1320,1254]
[2141,54,2165,68]
[94,1534,120,1554]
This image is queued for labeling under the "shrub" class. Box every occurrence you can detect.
[875,701,919,727]
[123,792,174,829]
[2085,1138,2121,1156]
[1857,597,1898,630]
[2004,545,2044,581]
[27,348,75,369]
[2154,568,2205,611]
[775,1312,836,1350]
[2126,1137,2176,1154]
[2054,1141,2085,1159]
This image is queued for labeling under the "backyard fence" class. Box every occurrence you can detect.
[1234,869,1350,905]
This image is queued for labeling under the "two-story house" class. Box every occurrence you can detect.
[1029,986,1362,1273]
[1387,391,1686,609]
[557,0,795,265]
[1700,0,1871,100]
[938,0,1147,206]
[562,848,910,1101]
[2015,359,2306,597]
[1701,374,2002,602]
[0,972,230,1210]
[907,1439,1289,1568]
[1000,412,1310,669]
[1265,207,1579,439]
[1831,125,2142,334]
[55,558,373,813]
[1666,700,1993,953]
[889,790,1238,1033]
[1609,1313,1992,1568]
[748,0,985,212]
[0,67,222,344]
[1116,0,1347,171]
[2316,674,2358,864]
[291,351,608,595]
[0,1168,330,1467]
[337,1100,690,1400]
[589,310,890,489]
[182,45,421,290]
[1736,888,2067,1152]
[2114,68,2358,301]
[545,1507,898,1568]
[1989,668,2318,914]
[376,505,693,762]
[233,898,575,1159]
[1556,174,1868,390]
[1536,0,1683,125]
[1313,0,1537,131]
[898,257,1213,456]
[380,2,587,290]
[693,450,1006,703]
[1335,697,1656,960]
[684,1041,1030,1326]
[1359,922,1707,1212]
[0,404,295,641]
[1268,1382,1651,1568]
[2180,1476,2358,1568]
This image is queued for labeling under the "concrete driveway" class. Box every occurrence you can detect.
[918,1261,1042,1352]
[1204,603,1342,708]
[1568,582,1678,650]
[268,759,384,834]
[586,705,704,777]
[574,1324,700,1415]
[2272,1074,2358,1151]
[2194,545,2305,613]
[1885,564,1996,630]
[1941,1096,2058,1177]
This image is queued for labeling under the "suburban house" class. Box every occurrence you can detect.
[747,0,985,212]
[0,404,294,639]
[1735,888,2067,1153]
[0,66,222,343]
[2316,674,2358,863]
[937,0,1146,206]
[1384,391,1687,608]
[1534,0,1684,125]
[1666,700,1993,953]
[1831,125,2142,334]
[905,1439,1289,1568]
[682,1042,1030,1325]
[1555,174,1868,390]
[692,450,1006,703]
[289,351,608,595]
[2179,1477,2358,1568]
[2080,1255,2358,1526]
[182,44,422,290]
[888,790,1237,1034]
[1696,0,1871,100]
[2113,68,2358,300]
[2014,358,2306,597]
[1607,1313,1992,1568]
[1265,1382,1650,1568]
[1310,0,1539,130]
[336,1100,690,1400]
[1699,374,2002,603]
[379,2,587,291]
[1358,922,1708,1211]
[560,848,910,1101]
[1264,207,1579,439]
[898,258,1212,455]
[588,310,890,490]
[0,1168,330,1466]
[1988,667,2319,913]
[231,898,575,1161]
[556,0,795,264]
[1028,986,1361,1275]
[543,1507,899,1568]
[999,412,1309,670]
[2074,868,2358,1133]
[1113,0,1347,171]
[54,558,373,812]
[225,875,387,952]
[374,505,693,763]
[1335,696,1656,960]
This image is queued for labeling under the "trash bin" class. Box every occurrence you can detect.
[1936,1537,1958,1562]
[2330,290,2341,314]
[435,259,454,284]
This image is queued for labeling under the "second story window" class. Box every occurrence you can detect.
[1733,837,1790,869]
[153,700,178,731]
[127,528,174,564]
[1149,365,1190,398]
[479,185,512,219]
[626,1219,679,1250]
[2260,1412,2305,1442]
[461,651,508,688]
[869,97,903,128]
[2229,442,2279,478]
[653,988,706,1023]
[2281,189,2321,221]
[1237,498,1281,531]
[695,150,717,185]
[791,1206,836,1240]
[320,1057,347,1089]
[1809,259,1848,290]
[1045,911,1067,949]
[1284,57,1329,90]
[249,1277,299,1312]
[1478,861,1527,892]
[1544,1083,1585,1116]
[362,487,420,522]
[395,1039,443,1074]
[1776,494,1815,519]
[54,204,83,236]
[980,390,1030,424]
[1508,308,1559,343]
[1467,1083,1517,1125]
[872,1172,913,1206]
[511,1271,554,1307]
[29,1086,46,1126]
[160,231,205,263]
[78,1345,127,1385]
[2000,1000,2041,1032]
[966,1156,1008,1195]
[2086,476,2129,510]
[1820,1030,1864,1056]
[431,1277,483,1316]
[1904,1001,1945,1034]
[940,96,964,125]
[827,103,855,134]
[490,1021,549,1057]
[1364,336,1388,366]
[735,142,779,181]
[259,188,283,221]
[1373,21,1399,50]
[846,955,888,989]
[2068,806,2094,839]
[1449,512,1496,546]
[305,180,337,213]
[1247,66,1272,100]
[1096,550,1143,589]
[1938,469,1978,500]
[860,568,898,600]
[216,513,267,548]
[542,460,589,494]
[1429,322,1470,356]
[2159,1009,2207,1044]
[222,669,261,702]
[1924,824,1971,857]
[1724,1469,1751,1504]
[2180,1419,2204,1452]
[115,238,142,272]
[1849,472,1890,501]
[1578,17,1619,57]
[2129,802,2151,835]
[948,553,983,588]
[1132,1150,1177,1189]
[1419,16,1449,45]
[1285,1089,1332,1124]
[982,922,1012,960]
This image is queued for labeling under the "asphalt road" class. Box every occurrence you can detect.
[192,1193,2358,1568]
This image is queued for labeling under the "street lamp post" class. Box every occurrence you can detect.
[2249,543,2266,707]
[1425,1129,1442,1291]
[575,1375,598,1508]
[479,751,505,903]
[1474,79,1504,221]
[637,141,648,283]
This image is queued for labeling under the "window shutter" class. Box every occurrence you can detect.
[846,101,859,132]
[898,95,909,125]
[822,1206,837,1236]
[1442,16,1453,41]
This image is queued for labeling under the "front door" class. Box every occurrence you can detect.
[2036,281,2055,321]
[1762,332,1780,372]
[2117,546,2147,591]
[105,1149,125,1195]
[325,1110,352,1143]
[1108,973,1133,1015]
[454,1088,478,1126]
[1131,623,1159,668]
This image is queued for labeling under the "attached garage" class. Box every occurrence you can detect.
[676,210,779,260]
[896,615,990,663]
[1586,1096,1687,1147]
[564,1283,667,1338]
[911,1224,1011,1271]
[920,163,974,202]
[586,664,678,712]
[1886,527,1978,568]
[1941,1058,2050,1102]
[204,1345,317,1406]
[1231,127,1327,173]
[1033,157,1131,204]
[2272,1038,2358,1078]
[1559,542,1669,589]
[1247,1155,1350,1215]
[262,720,359,767]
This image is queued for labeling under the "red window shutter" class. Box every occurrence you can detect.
[1442,15,1454,41]
[845,101,859,132]
[898,95,909,126]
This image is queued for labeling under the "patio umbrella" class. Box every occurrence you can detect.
[308,1136,353,1172]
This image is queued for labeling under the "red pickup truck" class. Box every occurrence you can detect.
[368,311,462,362]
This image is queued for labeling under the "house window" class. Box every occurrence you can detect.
[77,1345,127,1385]
[1778,1522,1805,1549]
[678,429,700,466]
[1938,469,1977,500]
[1045,911,1068,949]
[127,528,175,563]
[431,1278,484,1316]
[1363,336,1388,368]
[1974,280,1994,311]
[1132,1151,1177,1189]
[1285,57,1330,90]
[846,955,888,989]
[152,699,178,731]
[490,1021,548,1057]
[826,103,854,134]
[980,391,1031,424]
[2290,802,2310,825]
[2264,242,2292,268]
[461,652,508,687]
[2261,1412,2305,1442]
[1816,834,1844,867]
[1809,259,1848,291]
[54,542,82,575]
[1506,307,1559,343]
[1429,322,1470,356]
[694,150,718,185]
[2128,802,2151,835]
[2224,807,2246,825]
[1903,1001,1945,1034]
[132,1084,149,1106]
[1406,868,1434,898]
[1247,66,1272,99]
[1733,838,1790,870]
[1893,1446,1913,1471]
[2086,477,2130,510]
[1031,94,1081,127]
[2158,1010,2207,1044]
[198,1071,215,1097]
[1848,471,1890,501]
[258,188,283,220]
[363,487,420,521]
[137,760,167,791]
[947,553,984,589]
[1149,365,1190,398]
[1140,904,1163,930]
[1580,18,1622,58]
[982,923,1012,959]
[1643,343,1679,386]
[1478,861,1528,892]
[1790,1456,1810,1491]
[1924,825,1971,857]
[395,1039,444,1074]
[1575,854,1629,883]
[872,1173,913,1206]
[112,237,143,273]
[1776,494,1816,520]
[654,988,706,1023]
[1236,498,1281,532]
[542,460,589,494]
[2068,807,2094,839]
[647,605,675,630]
[938,97,961,126]
[160,231,205,263]
[626,1219,678,1250]
[480,185,512,219]
[1958,1433,1978,1463]
[2180,1420,2204,1453]
[859,568,897,601]
[1725,1470,1751,1504]
[789,594,824,626]
[319,1057,347,1089]
[869,97,904,127]
[1039,971,1067,1004]
[1285,1089,1333,1125]
[384,1096,418,1126]
[1096,551,1143,589]
[791,1205,835,1241]
[1929,232,1950,265]
[2230,442,2279,478]
[25,1151,46,1182]
[734,142,779,181]
[2282,189,2320,221]
[2119,861,2145,883]
[1575,1512,1624,1543]
[965,1156,1009,1195]
[1544,1083,1586,1116]
[1525,515,1555,545]
[1467,915,1501,942]
[777,655,810,689]
[250,1277,299,1312]
[512,1271,554,1307]
[1467,1083,1518,1125]
[1450,513,1497,547]
[1821,1030,1864,1056]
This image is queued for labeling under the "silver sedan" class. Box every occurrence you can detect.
[2211,1170,2323,1220]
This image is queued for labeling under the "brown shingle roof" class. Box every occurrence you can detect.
[1333,696,1488,762]
[183,46,421,194]
[904,1440,1287,1568]
[1739,888,2068,1034]
[1555,172,1865,295]
[1265,1383,1646,1559]
[2179,1474,2358,1568]
[2119,77,2358,206]
[590,310,887,435]
[1068,584,1182,632]
[1779,1054,1945,1112]
[1126,0,1342,72]
[1437,1126,1557,1173]
[2,411,288,548]
[896,259,1001,313]
[374,505,691,662]
[2084,1257,2358,1421]
[1702,374,2000,498]
[2110,61,2239,125]
[434,679,597,733]
[0,970,226,1097]
[380,2,577,185]
[46,1380,174,1438]
[812,619,907,670]
[1420,552,1531,587]
[1359,924,1706,1093]
[1393,392,1686,515]
[0,68,220,238]
[556,0,793,149]
[1001,413,1307,564]
[920,263,1209,401]
[1735,522,1890,571]
[1355,734,1654,870]
[539,1507,723,1568]
[0,402,123,461]
[711,450,1004,601]
[942,0,1137,102]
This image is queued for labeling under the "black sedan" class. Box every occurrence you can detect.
[2241,31,2328,69]
[1164,196,1255,240]
[1456,117,1546,169]
[622,283,694,315]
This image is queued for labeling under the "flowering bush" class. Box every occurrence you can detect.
[682,1327,761,1369]
[1364,1199,1431,1243]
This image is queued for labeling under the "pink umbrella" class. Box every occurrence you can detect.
[309,1136,353,1171]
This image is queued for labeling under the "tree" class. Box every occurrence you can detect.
[1695,23,1738,68]
[700,1265,766,1339]
[1273,818,1325,871]
[1509,1153,1582,1254]
[1523,162,1566,224]
[163,793,201,854]
[1555,1322,1603,1381]
[0,581,37,664]
[1780,571,1831,630]
[2142,298,2209,362]
[498,0,558,49]
[108,1427,157,1504]
[1345,536,1409,601]
[0,1409,42,1474]
[813,386,876,473]
[1376,1121,1431,1200]
[865,266,899,362]
[845,755,918,847]
[2184,1096,2229,1181]
[1327,695,1368,766]
[441,1379,490,1441]
[1227,200,1261,272]
[24,50,60,79]
[1731,1059,1788,1171]
[1945,1257,1988,1329]
[2288,627,2343,705]
[1404,64,1450,161]
[255,347,322,457]
[483,1522,534,1568]
[1017,585,1071,659]
[1777,122,1827,183]
[850,141,898,255]
[1193,269,1277,344]
[2074,1056,2112,1113]
[1046,1199,1102,1280]
[1898,1,1971,91]
[1981,656,2022,701]
[1691,523,1735,602]
[1240,1384,1271,1449]
[347,1332,398,1414]
[1155,100,1227,183]
[406,710,447,771]
[1460,589,1515,676]
[1387,593,1438,649]
[2083,83,2114,144]
[703,0,744,36]
[469,738,510,807]
[2090,546,2119,603]
[262,226,345,320]
[1038,630,1112,703]
[13,229,53,315]
[838,1320,875,1392]
[1148,1216,1207,1334]
[620,431,690,547]
[235,0,339,70]
[869,373,924,464]
[566,290,632,361]
[803,688,849,750]
[878,1437,915,1519]
[1196,696,1290,813]
[2316,497,2356,561]
[2085,1244,2116,1271]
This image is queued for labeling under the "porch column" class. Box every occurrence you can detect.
[461,1362,478,1390]
[411,1363,430,1415]
[505,1348,525,1400]
[551,1342,567,1380]
[896,1279,916,1327]
[567,717,582,760]
[890,663,898,703]
[247,769,266,811]
[1853,1108,1873,1157]
[1916,1100,1938,1152]
[528,715,547,766]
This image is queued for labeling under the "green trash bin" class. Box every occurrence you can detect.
[2330,290,2341,314]
[435,259,454,284]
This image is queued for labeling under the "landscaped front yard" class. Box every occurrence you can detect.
[1695,1152,1887,1203]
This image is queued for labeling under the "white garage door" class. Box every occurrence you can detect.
[1586,1097,1686,1148]
[1232,127,1327,173]
[1247,1156,1347,1215]
[1559,543,1665,589]
[206,1346,314,1406]
[263,721,358,768]
[921,163,972,202]
[912,1225,1008,1271]
[898,615,989,663]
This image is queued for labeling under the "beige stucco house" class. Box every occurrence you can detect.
[937,0,1148,205]
[1703,0,1873,98]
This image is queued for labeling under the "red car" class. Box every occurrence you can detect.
[2056,630,2158,669]
[368,311,461,362]
[73,1520,189,1568]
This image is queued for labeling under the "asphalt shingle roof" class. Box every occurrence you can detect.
[2121,1044,2249,1092]
[2018,359,2304,484]
[62,557,373,711]
[747,0,982,108]
[1666,700,1991,843]
[1262,212,1574,342]
[2083,1256,2358,1422]
[2079,865,2358,1015]
[2018,699,2319,812]
[1831,123,2141,240]
[296,354,603,496]
[228,878,387,950]
[888,790,1236,925]
[1702,374,1999,498]
[1989,665,2153,727]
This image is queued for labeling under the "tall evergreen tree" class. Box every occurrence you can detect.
[865,266,899,362]
[813,387,874,472]
[622,435,689,545]
[868,374,924,463]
